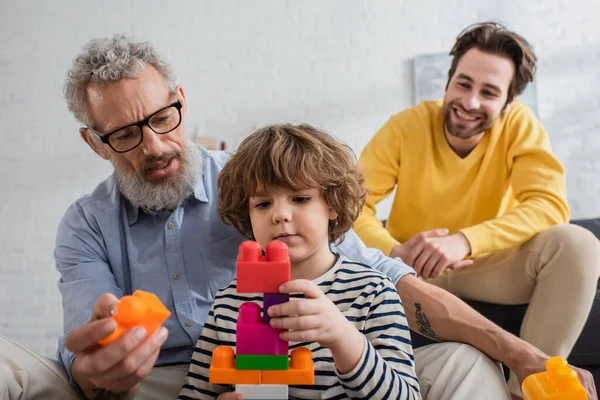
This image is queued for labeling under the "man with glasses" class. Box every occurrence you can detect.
[0,34,596,400]
[83,98,192,213]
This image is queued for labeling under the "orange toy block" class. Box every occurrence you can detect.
[98,290,171,346]
[209,346,261,384]
[522,357,587,400]
[236,241,290,293]
[261,347,314,385]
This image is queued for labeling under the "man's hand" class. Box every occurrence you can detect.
[390,230,472,279]
[573,367,598,400]
[66,293,169,399]
[511,348,597,400]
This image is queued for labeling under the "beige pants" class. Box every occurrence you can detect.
[0,335,509,400]
[0,335,187,400]
[428,224,600,396]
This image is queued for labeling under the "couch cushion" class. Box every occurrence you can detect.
[571,218,600,239]
[570,289,600,365]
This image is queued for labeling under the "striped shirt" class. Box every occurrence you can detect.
[179,255,421,400]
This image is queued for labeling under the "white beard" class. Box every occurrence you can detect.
[113,141,203,211]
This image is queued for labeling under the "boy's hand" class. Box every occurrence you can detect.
[267,279,351,348]
[217,393,243,400]
[268,279,365,373]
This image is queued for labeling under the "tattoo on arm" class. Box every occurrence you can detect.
[92,389,127,400]
[415,303,436,339]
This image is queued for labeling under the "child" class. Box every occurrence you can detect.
[178,124,420,399]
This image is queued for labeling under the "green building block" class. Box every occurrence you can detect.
[236,355,289,370]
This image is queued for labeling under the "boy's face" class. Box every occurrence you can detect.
[248,186,338,268]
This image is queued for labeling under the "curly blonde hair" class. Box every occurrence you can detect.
[218,124,366,243]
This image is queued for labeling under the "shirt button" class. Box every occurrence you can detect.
[185,321,193,327]
[173,272,180,280]
[168,222,174,229]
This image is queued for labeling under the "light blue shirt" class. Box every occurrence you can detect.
[54,145,414,383]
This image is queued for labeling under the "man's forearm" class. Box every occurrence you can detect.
[71,357,97,399]
[72,363,132,400]
[396,274,547,376]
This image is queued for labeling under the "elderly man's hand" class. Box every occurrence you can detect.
[66,293,169,399]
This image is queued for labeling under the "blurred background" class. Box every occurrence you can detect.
[1,0,599,357]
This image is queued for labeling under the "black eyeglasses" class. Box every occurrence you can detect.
[88,100,183,153]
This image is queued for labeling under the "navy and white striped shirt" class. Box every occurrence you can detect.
[179,255,421,400]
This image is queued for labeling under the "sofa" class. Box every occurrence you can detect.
[408,218,600,389]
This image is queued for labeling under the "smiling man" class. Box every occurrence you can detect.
[354,22,600,398]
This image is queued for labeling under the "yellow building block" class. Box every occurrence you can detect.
[522,357,587,400]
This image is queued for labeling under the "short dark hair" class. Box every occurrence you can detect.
[218,124,366,243]
[447,22,537,104]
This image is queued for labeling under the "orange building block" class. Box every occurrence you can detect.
[522,357,587,400]
[261,347,314,385]
[98,290,171,346]
[209,346,261,384]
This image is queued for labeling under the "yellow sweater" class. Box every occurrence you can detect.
[355,100,569,258]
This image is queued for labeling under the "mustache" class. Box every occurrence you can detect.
[137,151,183,174]
[112,142,201,211]
[451,103,486,118]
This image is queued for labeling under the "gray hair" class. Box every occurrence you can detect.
[64,34,177,126]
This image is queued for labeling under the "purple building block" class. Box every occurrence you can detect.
[263,293,290,324]
[237,302,288,356]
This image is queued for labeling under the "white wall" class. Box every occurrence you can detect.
[1,0,599,357]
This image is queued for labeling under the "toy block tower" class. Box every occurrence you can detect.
[522,357,587,400]
[209,240,314,399]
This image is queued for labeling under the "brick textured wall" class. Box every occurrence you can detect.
[1,0,599,357]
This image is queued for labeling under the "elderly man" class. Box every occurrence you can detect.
[0,35,596,400]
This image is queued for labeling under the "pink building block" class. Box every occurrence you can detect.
[237,241,290,293]
[236,302,288,356]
